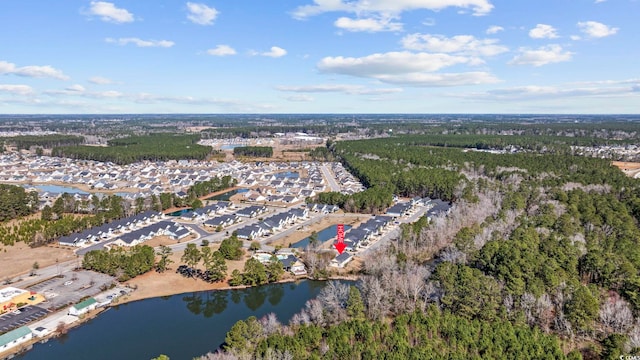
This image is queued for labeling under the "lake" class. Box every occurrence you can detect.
[16,280,333,360]
[220,144,243,150]
[292,224,352,249]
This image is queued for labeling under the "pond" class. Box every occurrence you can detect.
[274,171,299,179]
[291,224,352,249]
[207,188,248,201]
[27,184,130,197]
[220,144,244,150]
[16,280,336,360]
[167,208,192,217]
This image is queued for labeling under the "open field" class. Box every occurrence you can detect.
[613,161,640,178]
[120,247,249,304]
[0,242,76,280]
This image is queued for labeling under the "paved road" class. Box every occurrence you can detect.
[320,165,341,192]
[8,259,80,289]
[359,203,431,255]
[27,271,115,310]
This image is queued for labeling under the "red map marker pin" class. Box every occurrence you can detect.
[334,224,346,254]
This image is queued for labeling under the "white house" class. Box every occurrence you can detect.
[68,297,98,316]
[0,326,33,353]
[330,252,354,268]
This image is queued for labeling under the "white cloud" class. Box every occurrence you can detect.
[96,90,123,98]
[186,2,219,25]
[577,21,618,38]
[87,1,134,23]
[285,94,314,102]
[66,84,86,92]
[594,0,607,3]
[375,72,500,86]
[453,79,640,101]
[207,45,237,56]
[105,37,175,48]
[319,51,472,76]
[0,84,34,96]
[334,16,403,32]
[401,34,508,57]
[486,25,503,34]
[422,18,436,26]
[44,84,90,96]
[292,0,494,19]
[317,51,499,86]
[258,46,287,58]
[89,76,113,85]
[0,60,69,80]
[509,45,573,67]
[276,84,403,95]
[529,24,559,39]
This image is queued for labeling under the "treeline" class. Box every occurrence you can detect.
[229,257,284,287]
[331,136,630,202]
[211,132,640,359]
[389,133,608,151]
[83,245,155,281]
[3,134,84,149]
[233,146,273,158]
[311,187,393,214]
[52,134,213,164]
[0,194,125,246]
[188,175,235,198]
[0,184,39,222]
[201,124,351,138]
[215,288,571,360]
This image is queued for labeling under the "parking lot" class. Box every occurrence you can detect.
[0,305,49,333]
[27,270,116,310]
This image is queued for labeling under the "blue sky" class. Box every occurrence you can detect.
[0,0,638,114]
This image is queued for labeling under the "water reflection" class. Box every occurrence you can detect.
[267,284,284,306]
[182,284,289,316]
[17,280,347,360]
[243,286,267,311]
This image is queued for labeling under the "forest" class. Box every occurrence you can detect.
[233,146,274,158]
[209,131,640,360]
[1,134,85,149]
[82,245,155,281]
[0,184,39,222]
[51,134,213,164]
[0,193,126,246]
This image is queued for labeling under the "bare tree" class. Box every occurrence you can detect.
[626,322,640,351]
[259,313,282,336]
[360,276,387,321]
[600,295,634,334]
[317,281,349,324]
[396,263,430,313]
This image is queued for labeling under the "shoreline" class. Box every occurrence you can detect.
[116,273,360,306]
[0,274,359,359]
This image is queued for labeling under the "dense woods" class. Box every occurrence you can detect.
[0,193,125,246]
[188,175,236,199]
[83,245,155,281]
[0,184,39,222]
[212,131,640,359]
[51,134,213,164]
[233,146,273,158]
[2,134,84,149]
